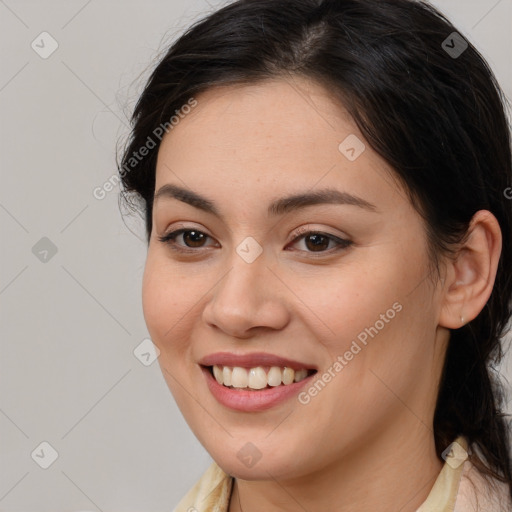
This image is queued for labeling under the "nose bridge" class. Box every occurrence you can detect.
[203,239,288,335]
[218,240,267,309]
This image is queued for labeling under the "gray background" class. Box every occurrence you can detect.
[0,0,511,510]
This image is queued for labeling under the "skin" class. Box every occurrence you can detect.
[142,77,502,512]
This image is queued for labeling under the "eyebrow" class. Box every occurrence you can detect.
[153,184,377,217]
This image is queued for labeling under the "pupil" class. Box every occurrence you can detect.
[306,234,328,251]
[185,231,205,247]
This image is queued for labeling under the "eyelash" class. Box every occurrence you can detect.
[157,228,353,257]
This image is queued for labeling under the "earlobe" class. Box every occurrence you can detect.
[438,210,502,330]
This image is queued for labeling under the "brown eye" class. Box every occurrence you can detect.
[157,228,216,252]
[182,230,207,247]
[303,233,330,252]
[288,231,353,255]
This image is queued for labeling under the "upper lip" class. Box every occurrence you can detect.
[199,352,317,371]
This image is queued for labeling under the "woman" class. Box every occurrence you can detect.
[118,0,512,510]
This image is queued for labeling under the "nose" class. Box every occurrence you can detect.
[201,252,290,338]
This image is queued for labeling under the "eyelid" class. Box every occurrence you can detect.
[288,224,347,243]
[286,229,352,255]
[157,227,218,251]
[158,225,352,255]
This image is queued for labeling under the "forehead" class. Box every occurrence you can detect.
[158,78,350,156]
[154,78,402,209]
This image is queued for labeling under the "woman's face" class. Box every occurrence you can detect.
[142,78,449,480]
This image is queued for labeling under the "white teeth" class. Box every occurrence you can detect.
[222,366,232,386]
[282,367,295,385]
[211,365,312,390]
[294,369,308,382]
[213,365,223,385]
[231,367,248,388]
[267,366,282,386]
[248,367,267,389]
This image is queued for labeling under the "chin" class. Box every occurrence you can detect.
[212,450,304,481]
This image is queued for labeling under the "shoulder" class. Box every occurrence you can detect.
[417,436,511,512]
[454,458,512,512]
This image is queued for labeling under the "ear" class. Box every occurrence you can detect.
[439,210,502,329]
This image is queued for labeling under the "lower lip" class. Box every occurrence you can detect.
[201,366,316,412]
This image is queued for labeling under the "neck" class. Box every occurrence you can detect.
[228,425,443,512]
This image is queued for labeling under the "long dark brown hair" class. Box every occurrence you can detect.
[118,0,512,502]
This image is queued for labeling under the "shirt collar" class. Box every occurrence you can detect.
[174,435,475,512]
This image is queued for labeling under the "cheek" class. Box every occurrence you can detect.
[296,245,432,389]
[141,255,203,413]
[141,253,193,357]
[292,263,406,354]
[142,257,167,341]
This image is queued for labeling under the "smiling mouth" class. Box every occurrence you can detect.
[205,364,317,391]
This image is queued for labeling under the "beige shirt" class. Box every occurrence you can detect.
[173,436,512,512]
